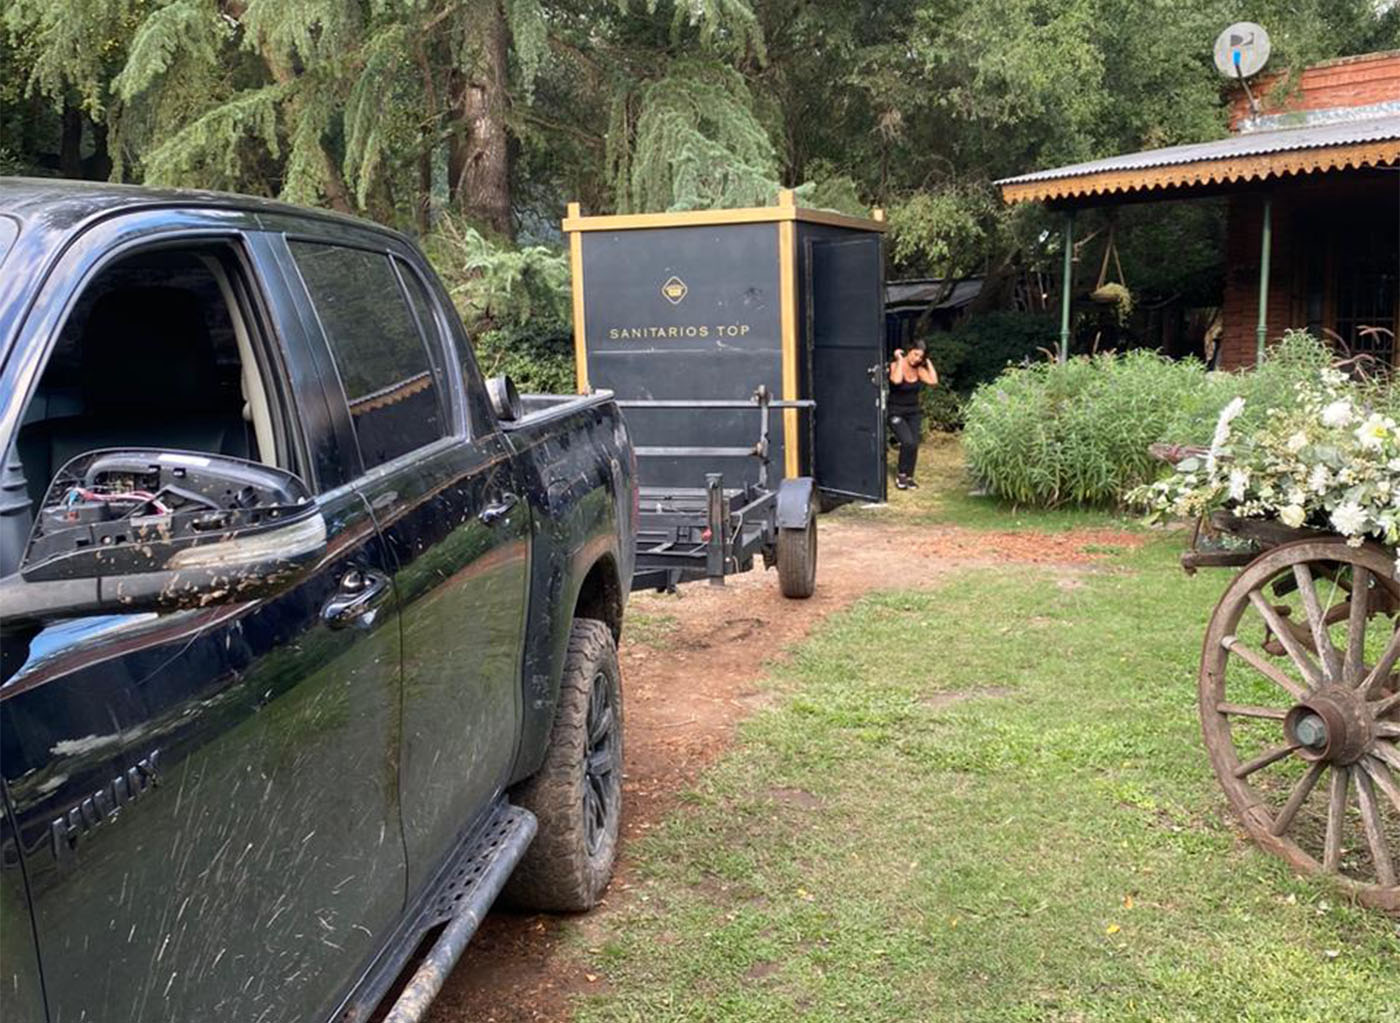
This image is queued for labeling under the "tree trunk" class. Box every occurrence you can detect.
[59,102,83,179]
[451,0,512,238]
[82,120,112,181]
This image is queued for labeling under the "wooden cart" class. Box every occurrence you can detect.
[1183,509,1399,912]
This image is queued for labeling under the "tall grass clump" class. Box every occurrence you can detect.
[962,332,1379,508]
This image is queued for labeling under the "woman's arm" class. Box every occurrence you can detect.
[889,350,905,383]
[917,361,938,386]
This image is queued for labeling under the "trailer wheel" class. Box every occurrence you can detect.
[505,618,622,911]
[777,517,817,599]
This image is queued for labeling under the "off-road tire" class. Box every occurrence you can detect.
[505,618,622,911]
[776,518,817,599]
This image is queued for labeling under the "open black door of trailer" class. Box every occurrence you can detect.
[807,236,886,503]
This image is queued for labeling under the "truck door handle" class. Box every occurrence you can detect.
[322,568,391,630]
[479,492,519,526]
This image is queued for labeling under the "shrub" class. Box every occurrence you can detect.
[929,311,1059,395]
[961,332,1363,508]
[472,323,575,395]
[919,385,965,432]
[422,214,576,393]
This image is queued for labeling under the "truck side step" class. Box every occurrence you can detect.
[383,803,537,1023]
[339,801,537,1023]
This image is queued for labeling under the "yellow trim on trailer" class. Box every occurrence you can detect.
[777,190,800,480]
[567,202,589,393]
[562,201,887,235]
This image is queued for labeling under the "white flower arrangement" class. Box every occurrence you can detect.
[1133,368,1400,574]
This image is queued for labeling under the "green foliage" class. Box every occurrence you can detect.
[612,59,781,213]
[924,311,1060,395]
[139,80,288,190]
[960,334,1360,508]
[423,214,575,391]
[472,323,575,394]
[918,385,964,433]
[887,186,999,278]
[3,0,138,116]
[424,214,571,330]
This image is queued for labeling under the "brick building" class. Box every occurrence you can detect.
[996,50,1400,370]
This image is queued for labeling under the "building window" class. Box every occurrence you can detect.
[1333,225,1397,369]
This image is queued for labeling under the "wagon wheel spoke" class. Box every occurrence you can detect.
[1222,634,1309,701]
[1216,702,1288,720]
[1323,766,1351,873]
[1353,769,1396,887]
[1373,739,1400,774]
[1342,567,1371,684]
[1271,760,1326,837]
[1248,591,1323,688]
[1293,564,1344,683]
[1233,742,1298,779]
[1360,757,1400,816]
[1374,692,1400,719]
[1360,630,1400,699]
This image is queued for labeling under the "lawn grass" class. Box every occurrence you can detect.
[831,434,1142,533]
[577,536,1399,1022]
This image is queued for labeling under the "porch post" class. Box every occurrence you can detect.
[1255,195,1272,366]
[1059,211,1074,363]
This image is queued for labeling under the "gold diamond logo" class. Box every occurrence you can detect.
[661,276,688,304]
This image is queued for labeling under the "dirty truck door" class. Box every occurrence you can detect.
[0,224,407,1022]
[808,236,887,502]
[283,240,529,897]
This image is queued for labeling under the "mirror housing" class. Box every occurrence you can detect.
[486,374,522,423]
[0,450,326,625]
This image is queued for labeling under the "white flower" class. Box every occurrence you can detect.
[1207,397,1246,473]
[1356,414,1393,451]
[1279,504,1307,528]
[1330,501,1368,536]
[1286,431,1308,453]
[1228,468,1250,502]
[1308,464,1332,493]
[1321,399,1353,428]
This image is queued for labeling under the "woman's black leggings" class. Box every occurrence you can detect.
[889,411,922,477]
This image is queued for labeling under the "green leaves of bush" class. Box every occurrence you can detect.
[961,333,1363,508]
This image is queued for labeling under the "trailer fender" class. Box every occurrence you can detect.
[776,477,816,530]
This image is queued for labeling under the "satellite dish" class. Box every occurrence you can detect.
[1213,22,1271,79]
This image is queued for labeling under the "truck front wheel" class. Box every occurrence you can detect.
[506,618,623,911]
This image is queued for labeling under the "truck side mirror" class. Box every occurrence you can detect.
[486,374,522,422]
[0,449,327,625]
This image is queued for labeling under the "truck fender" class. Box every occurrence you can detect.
[775,477,815,530]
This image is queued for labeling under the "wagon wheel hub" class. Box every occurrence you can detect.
[1284,687,1373,765]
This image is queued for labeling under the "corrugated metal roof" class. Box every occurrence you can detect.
[885,278,983,310]
[996,114,1400,186]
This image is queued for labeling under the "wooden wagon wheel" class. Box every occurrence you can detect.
[1200,538,1400,912]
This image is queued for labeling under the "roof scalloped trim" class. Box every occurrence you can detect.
[1000,139,1400,204]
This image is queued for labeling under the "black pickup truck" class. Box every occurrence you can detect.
[0,180,636,1023]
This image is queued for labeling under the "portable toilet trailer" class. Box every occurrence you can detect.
[565,189,888,507]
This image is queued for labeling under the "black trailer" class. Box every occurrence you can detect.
[565,189,888,596]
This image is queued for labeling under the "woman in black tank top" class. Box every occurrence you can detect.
[888,344,938,490]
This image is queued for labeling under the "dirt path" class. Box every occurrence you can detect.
[424,514,1142,1022]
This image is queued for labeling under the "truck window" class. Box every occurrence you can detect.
[7,244,283,577]
[289,242,447,469]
